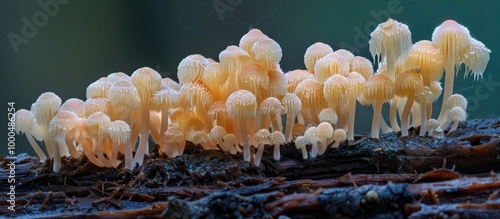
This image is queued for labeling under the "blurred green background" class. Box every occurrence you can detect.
[1,0,499,156]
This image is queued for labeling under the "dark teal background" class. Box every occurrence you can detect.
[1,0,499,156]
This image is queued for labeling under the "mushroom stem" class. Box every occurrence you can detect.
[270,113,281,132]
[379,118,393,134]
[53,138,62,172]
[196,105,213,132]
[411,102,421,128]
[81,138,104,167]
[300,146,308,159]
[25,133,48,160]
[41,127,55,158]
[240,118,252,162]
[450,120,460,132]
[94,140,112,167]
[297,114,305,125]
[284,112,296,142]
[64,136,80,158]
[111,142,121,168]
[254,143,265,166]
[159,107,169,145]
[331,140,341,148]
[273,142,280,160]
[400,95,415,137]
[310,141,319,158]
[133,104,151,166]
[177,140,186,157]
[419,103,427,136]
[347,97,356,141]
[371,99,383,139]
[300,110,314,127]
[437,64,456,124]
[123,141,133,170]
[317,141,327,155]
[389,98,401,132]
[261,114,271,130]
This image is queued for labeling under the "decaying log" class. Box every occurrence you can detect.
[0,118,499,218]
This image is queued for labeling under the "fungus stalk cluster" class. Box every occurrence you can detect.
[16,19,490,172]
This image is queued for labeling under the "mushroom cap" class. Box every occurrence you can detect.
[432,20,471,66]
[108,80,141,115]
[15,109,34,135]
[323,74,349,109]
[267,69,288,98]
[405,40,444,83]
[187,118,206,133]
[284,69,315,93]
[363,74,394,104]
[219,45,250,75]
[294,79,326,111]
[177,54,208,84]
[154,87,180,109]
[349,56,374,81]
[131,67,162,104]
[84,98,110,117]
[164,126,184,143]
[369,18,412,63]
[461,38,491,80]
[33,92,62,126]
[201,62,228,91]
[210,126,226,141]
[239,29,269,57]
[226,90,257,119]
[430,81,443,102]
[223,133,237,145]
[333,49,355,61]
[444,94,467,110]
[251,38,282,70]
[271,131,286,145]
[191,131,211,146]
[107,72,130,83]
[49,110,79,138]
[314,53,350,83]
[87,77,113,99]
[161,78,182,91]
[261,97,285,115]
[427,119,439,130]
[179,81,213,109]
[394,69,424,97]
[238,63,270,95]
[254,129,272,145]
[292,123,306,139]
[304,126,320,143]
[304,42,334,73]
[170,108,193,126]
[333,128,347,141]
[208,99,228,121]
[414,86,433,105]
[317,122,334,140]
[86,112,111,141]
[108,120,131,145]
[318,108,338,125]
[448,106,467,122]
[347,72,367,98]
[60,98,85,118]
[281,93,302,116]
[294,136,306,150]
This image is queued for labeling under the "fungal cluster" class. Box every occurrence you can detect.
[15,19,490,173]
